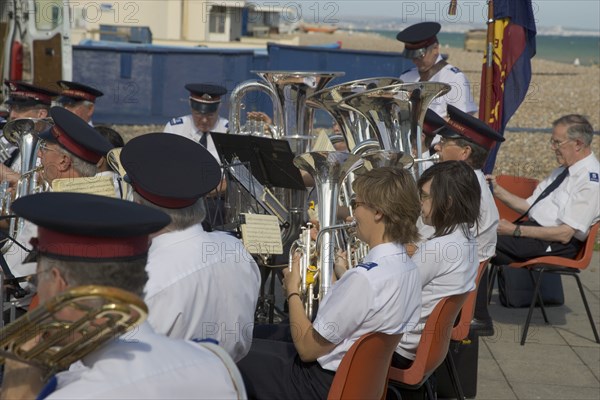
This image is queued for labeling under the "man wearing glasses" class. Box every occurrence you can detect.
[5,106,113,293]
[0,80,58,173]
[396,22,477,119]
[488,114,599,264]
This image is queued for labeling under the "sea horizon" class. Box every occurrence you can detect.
[354,29,600,67]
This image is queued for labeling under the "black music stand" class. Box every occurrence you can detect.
[211,132,305,191]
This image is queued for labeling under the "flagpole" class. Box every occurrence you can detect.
[483,0,495,124]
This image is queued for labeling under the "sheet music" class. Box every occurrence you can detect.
[240,213,283,255]
[312,130,336,152]
[52,176,116,198]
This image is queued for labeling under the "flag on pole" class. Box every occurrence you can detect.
[479,0,537,173]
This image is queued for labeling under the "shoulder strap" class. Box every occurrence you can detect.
[196,342,248,400]
[418,60,448,82]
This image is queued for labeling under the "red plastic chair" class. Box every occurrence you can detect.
[489,175,539,302]
[493,175,539,222]
[327,332,402,400]
[388,292,470,398]
[509,221,600,345]
[441,259,491,400]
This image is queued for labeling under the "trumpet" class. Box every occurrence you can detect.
[413,153,440,164]
[0,285,147,375]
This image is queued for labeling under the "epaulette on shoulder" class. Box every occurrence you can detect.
[356,262,378,271]
[450,66,461,73]
[169,117,184,126]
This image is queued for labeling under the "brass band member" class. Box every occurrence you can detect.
[393,161,480,370]
[120,133,261,362]
[55,80,104,126]
[0,192,242,399]
[1,80,57,176]
[237,167,422,399]
[5,107,114,284]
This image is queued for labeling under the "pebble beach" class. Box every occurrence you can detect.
[116,30,600,181]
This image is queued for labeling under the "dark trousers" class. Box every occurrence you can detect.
[493,221,581,265]
[237,339,335,400]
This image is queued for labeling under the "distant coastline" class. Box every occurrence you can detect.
[355,29,600,66]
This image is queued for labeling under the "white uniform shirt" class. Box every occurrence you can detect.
[396,227,478,359]
[313,242,421,372]
[400,55,478,118]
[527,153,600,241]
[4,219,37,278]
[474,169,499,261]
[163,115,229,163]
[144,224,261,362]
[48,322,241,399]
[417,169,498,262]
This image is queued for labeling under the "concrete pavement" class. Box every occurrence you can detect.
[476,251,600,399]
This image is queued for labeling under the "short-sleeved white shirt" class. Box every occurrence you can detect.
[163,115,229,163]
[313,242,421,371]
[48,323,241,399]
[474,169,499,261]
[418,169,498,262]
[527,153,600,241]
[145,224,261,362]
[396,227,478,359]
[400,55,478,119]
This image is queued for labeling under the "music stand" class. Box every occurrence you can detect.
[211,132,305,190]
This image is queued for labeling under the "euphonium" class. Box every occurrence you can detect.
[0,285,147,374]
[292,151,363,319]
[337,82,450,177]
[306,77,401,154]
[1,117,53,253]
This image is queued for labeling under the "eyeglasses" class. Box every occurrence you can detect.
[350,198,368,211]
[408,43,436,60]
[438,137,462,148]
[38,141,59,154]
[549,138,572,148]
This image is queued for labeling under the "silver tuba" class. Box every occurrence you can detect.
[227,71,344,248]
[1,117,53,253]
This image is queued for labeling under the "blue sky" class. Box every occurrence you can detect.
[302,1,600,31]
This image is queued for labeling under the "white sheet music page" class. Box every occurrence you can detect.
[240,213,283,255]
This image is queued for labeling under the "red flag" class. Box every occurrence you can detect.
[479,0,536,173]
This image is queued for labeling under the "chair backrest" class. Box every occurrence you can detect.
[451,259,490,341]
[328,332,402,400]
[511,221,600,270]
[494,175,539,222]
[388,292,470,387]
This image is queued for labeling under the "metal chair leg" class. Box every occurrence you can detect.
[573,273,600,343]
[424,377,436,400]
[527,268,549,323]
[487,264,498,304]
[521,268,546,345]
[445,348,465,400]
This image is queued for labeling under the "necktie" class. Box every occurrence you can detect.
[514,167,569,223]
[199,132,208,148]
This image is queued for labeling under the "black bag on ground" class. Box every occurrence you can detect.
[435,332,479,399]
[497,266,564,308]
